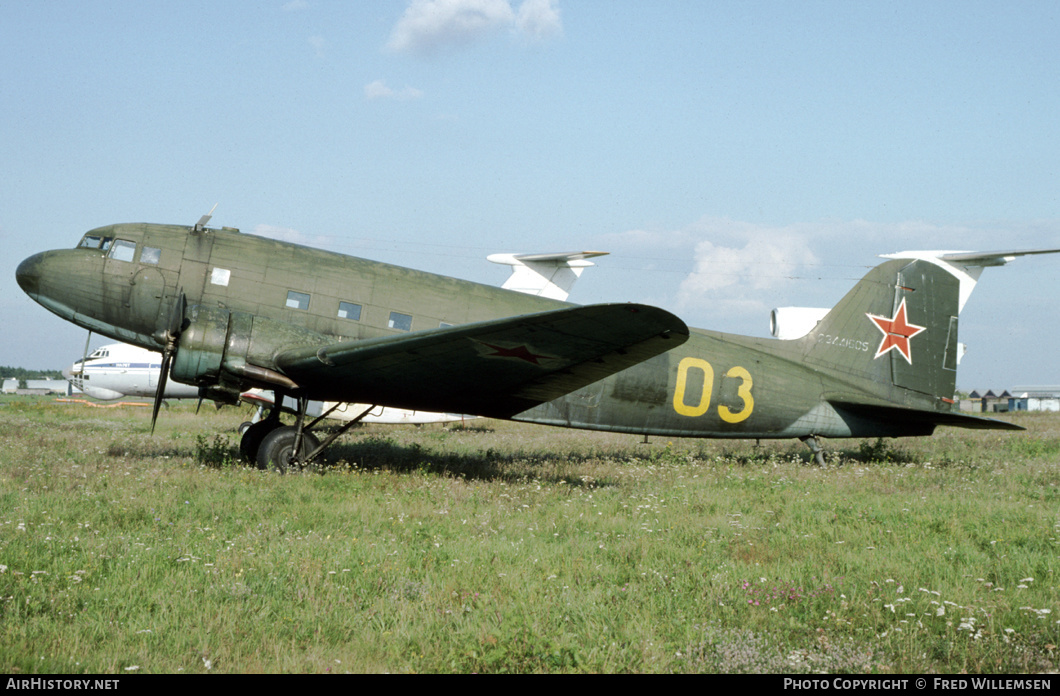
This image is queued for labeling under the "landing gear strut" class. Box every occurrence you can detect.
[238,394,377,473]
[801,435,827,467]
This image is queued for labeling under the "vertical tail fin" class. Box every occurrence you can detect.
[803,248,1060,405]
[803,257,961,404]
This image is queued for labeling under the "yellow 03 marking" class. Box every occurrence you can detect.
[718,366,754,423]
[673,358,754,422]
[673,357,714,417]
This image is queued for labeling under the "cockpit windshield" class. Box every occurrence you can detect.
[78,235,114,251]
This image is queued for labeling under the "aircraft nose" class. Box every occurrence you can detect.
[16,253,43,297]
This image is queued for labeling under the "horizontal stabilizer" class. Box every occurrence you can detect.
[830,399,1025,433]
[275,303,688,419]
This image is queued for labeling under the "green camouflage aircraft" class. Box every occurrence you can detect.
[15,214,1057,469]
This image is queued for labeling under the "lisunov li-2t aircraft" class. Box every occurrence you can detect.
[16,214,1058,469]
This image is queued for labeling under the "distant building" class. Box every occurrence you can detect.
[963,386,1060,413]
[1008,386,1060,413]
[1,378,17,394]
[20,379,70,396]
[962,389,1012,413]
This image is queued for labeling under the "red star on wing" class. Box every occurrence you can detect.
[478,342,552,365]
[866,298,926,364]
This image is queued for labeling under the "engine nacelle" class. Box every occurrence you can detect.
[171,305,325,396]
[171,305,237,387]
[770,306,830,340]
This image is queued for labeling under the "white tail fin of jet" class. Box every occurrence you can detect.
[880,248,1060,313]
[488,251,609,301]
[771,247,1060,340]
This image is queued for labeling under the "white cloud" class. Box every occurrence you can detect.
[676,233,819,315]
[364,79,424,101]
[516,0,562,41]
[387,0,562,55]
[603,215,1030,325]
[674,223,822,315]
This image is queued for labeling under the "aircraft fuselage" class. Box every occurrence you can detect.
[16,222,962,440]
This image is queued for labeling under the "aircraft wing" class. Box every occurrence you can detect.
[274,303,689,419]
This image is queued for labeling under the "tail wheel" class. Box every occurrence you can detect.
[256,426,321,473]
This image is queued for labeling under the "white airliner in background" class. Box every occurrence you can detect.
[62,251,606,424]
[64,343,198,401]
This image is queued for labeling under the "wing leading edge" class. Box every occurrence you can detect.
[275,303,689,419]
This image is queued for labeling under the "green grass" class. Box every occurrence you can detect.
[0,396,1057,673]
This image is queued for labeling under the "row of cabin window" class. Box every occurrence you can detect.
[78,236,419,333]
[285,291,413,331]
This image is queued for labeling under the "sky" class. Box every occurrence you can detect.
[1,0,1058,391]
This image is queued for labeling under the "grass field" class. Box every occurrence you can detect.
[0,396,1057,673]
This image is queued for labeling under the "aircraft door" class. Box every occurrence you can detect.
[100,239,141,327]
[129,267,168,337]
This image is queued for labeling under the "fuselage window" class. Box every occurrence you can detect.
[388,311,413,332]
[286,291,311,310]
[140,246,162,265]
[108,239,137,262]
[210,268,231,286]
[338,301,362,321]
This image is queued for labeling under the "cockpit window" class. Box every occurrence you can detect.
[78,235,114,250]
[108,239,137,262]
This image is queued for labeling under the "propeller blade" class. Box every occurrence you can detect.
[167,290,186,337]
[150,289,186,434]
[150,350,172,434]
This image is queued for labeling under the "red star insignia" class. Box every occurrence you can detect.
[866,298,926,364]
[478,342,552,365]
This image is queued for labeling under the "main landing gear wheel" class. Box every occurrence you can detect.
[240,419,281,466]
[256,426,321,474]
